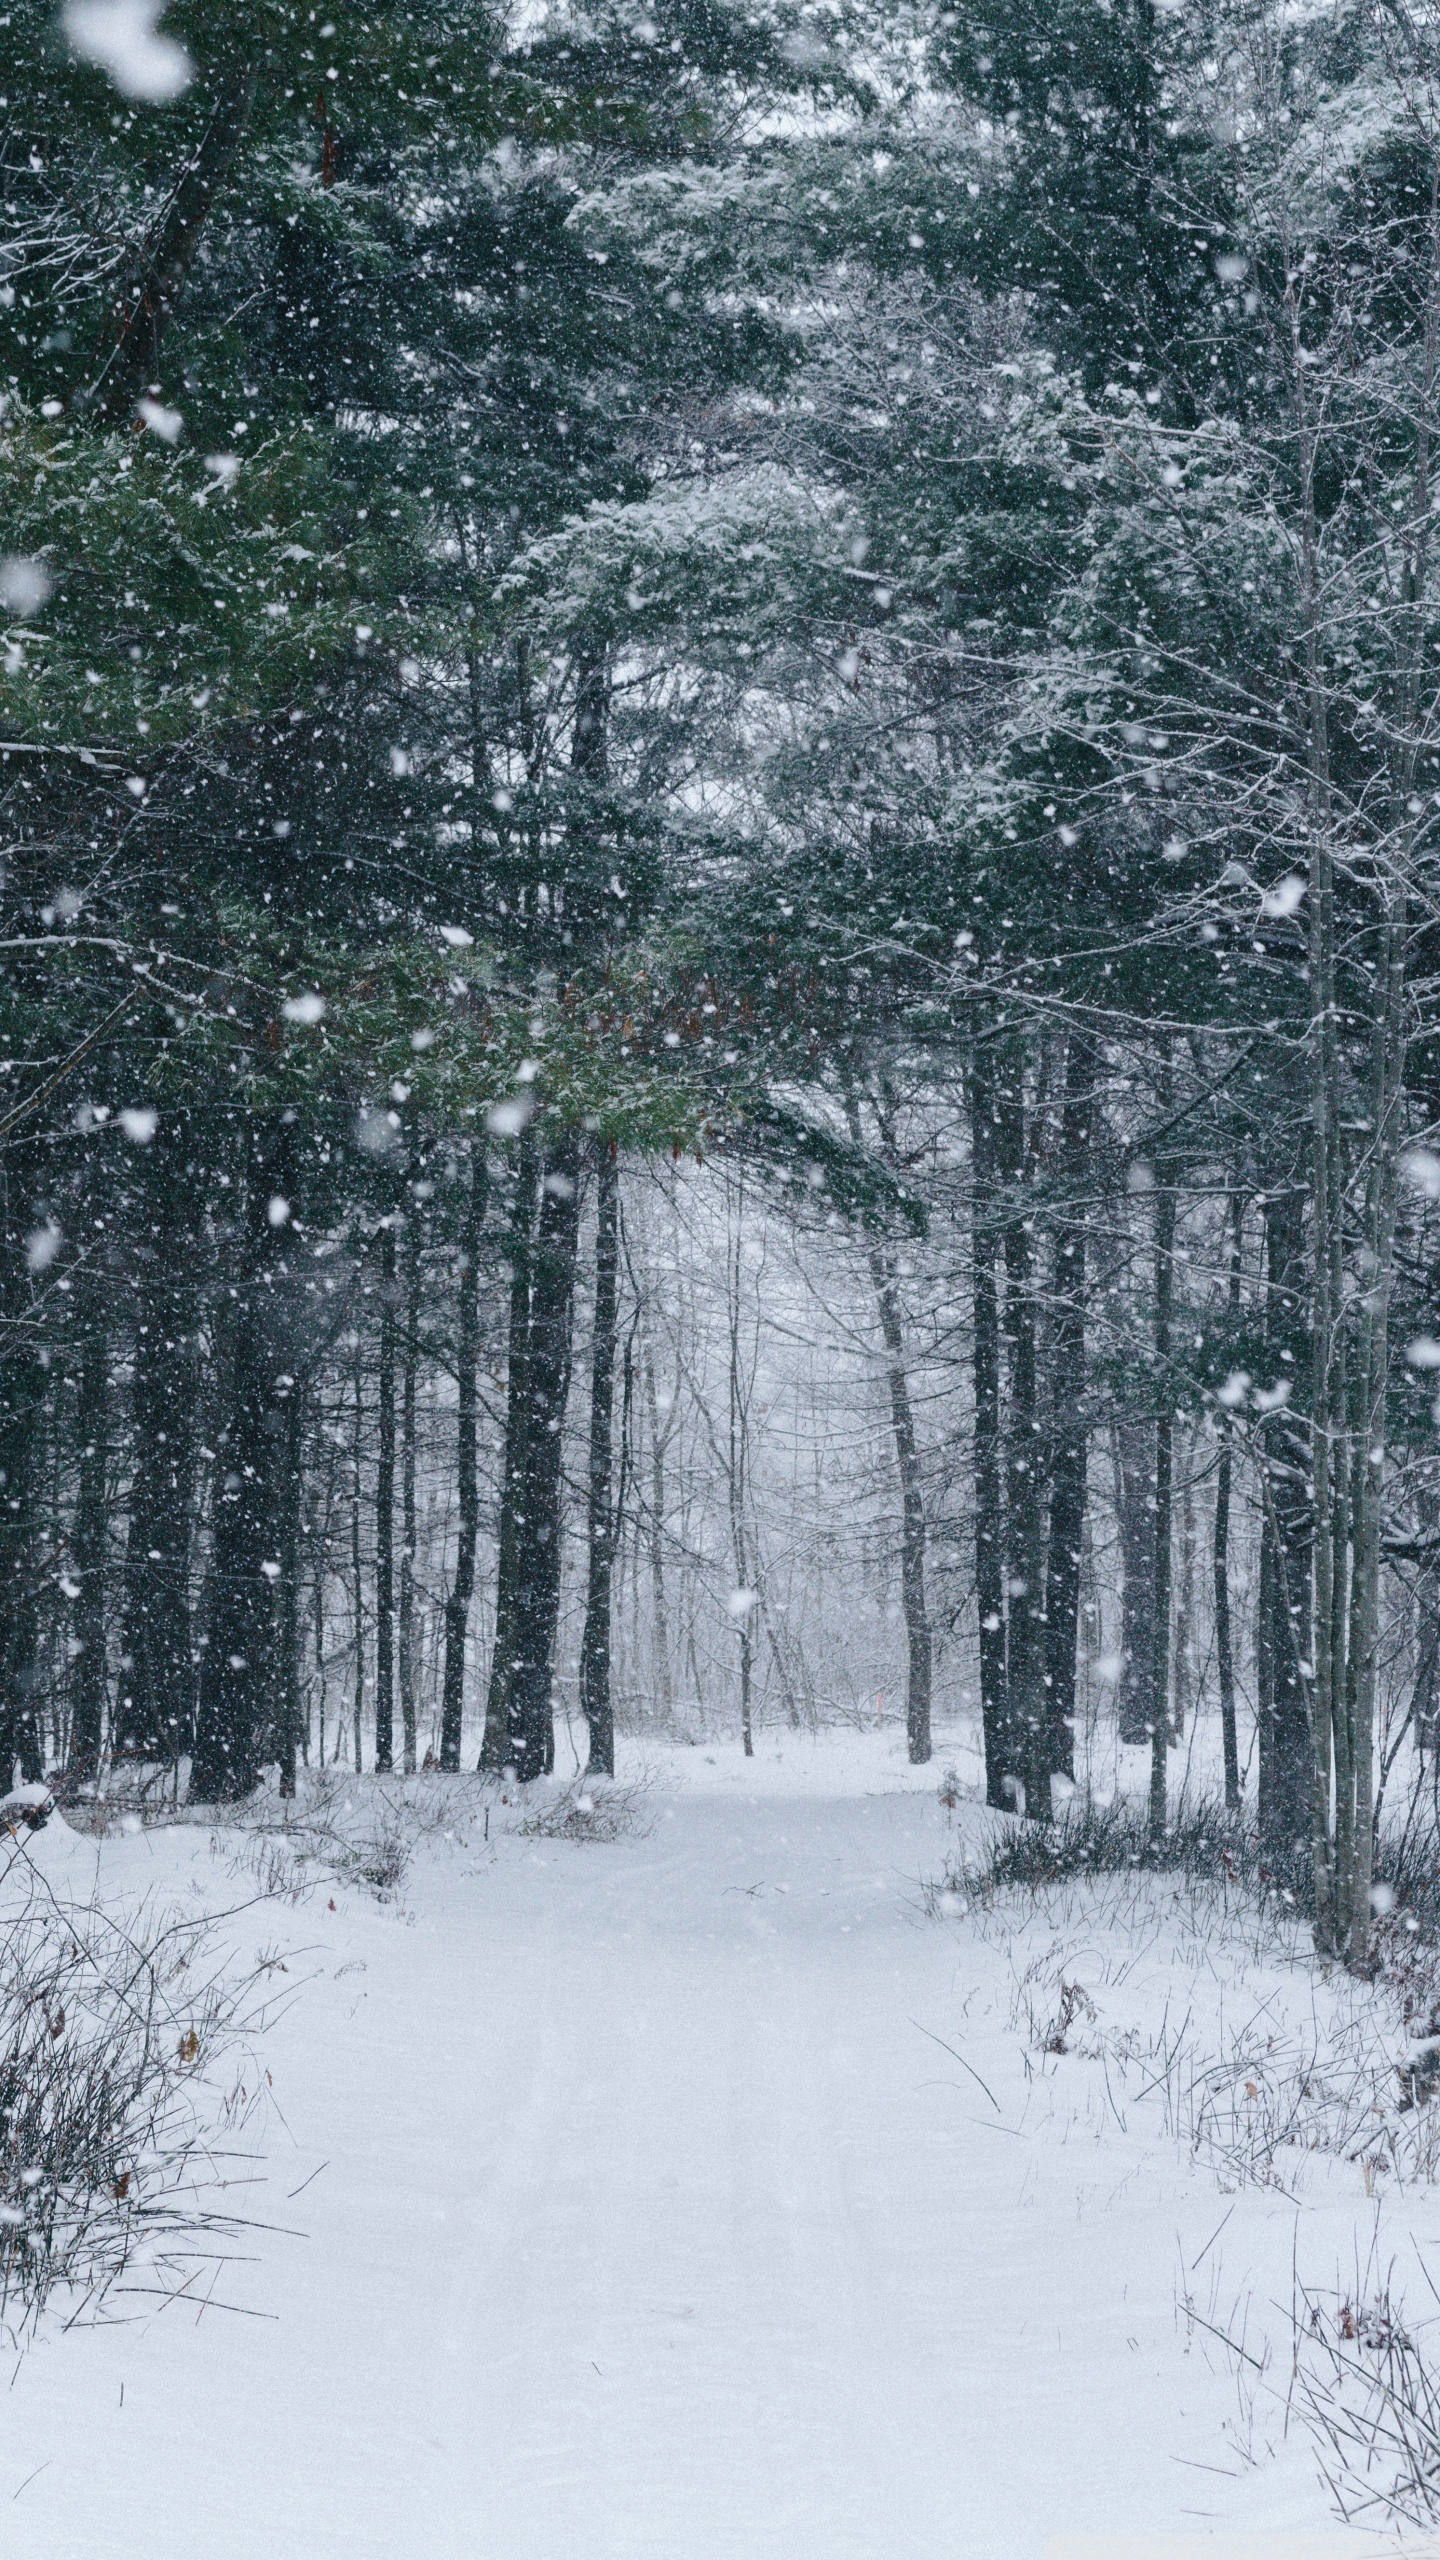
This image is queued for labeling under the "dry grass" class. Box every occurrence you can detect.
[1290,2259,1440,2528]
[180,1771,463,1905]
[0,1834,280,2341]
[517,1775,655,1843]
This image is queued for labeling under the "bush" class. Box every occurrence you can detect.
[518,1776,654,1843]
[0,1857,261,2338]
[946,1793,1286,1901]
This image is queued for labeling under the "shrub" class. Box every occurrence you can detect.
[0,1854,261,2337]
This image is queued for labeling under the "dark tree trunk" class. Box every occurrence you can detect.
[1149,1152,1176,1839]
[1115,1421,1158,1746]
[643,1342,673,1717]
[507,1131,582,1782]
[440,1146,487,1772]
[399,1181,420,1775]
[580,1140,619,1778]
[191,1120,296,1802]
[0,1139,49,1786]
[116,1319,196,1765]
[969,1047,1009,1807]
[999,1078,1047,1818]
[350,1351,365,1773]
[374,1222,397,1775]
[1215,1190,1243,1813]
[116,1115,202,1767]
[1042,1034,1094,1787]
[1215,1435,1240,1812]
[1258,1179,1312,1859]
[277,1391,304,1800]
[869,1239,932,1766]
[1416,1574,1440,1760]
[739,1622,753,1758]
[68,1312,109,1788]
[1256,1514,1275,1795]
[191,1312,272,1800]
[480,1136,537,1771]
[86,67,257,422]
[847,1084,933,1766]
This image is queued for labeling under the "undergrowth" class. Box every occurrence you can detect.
[0,1836,276,2339]
[943,1791,1307,1909]
[942,1783,1440,2519]
[518,1776,654,1844]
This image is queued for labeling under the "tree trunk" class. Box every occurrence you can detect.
[350,1350,365,1773]
[1042,1032,1094,1789]
[643,1342,673,1717]
[1149,1136,1176,1841]
[374,1222,396,1775]
[579,1140,619,1778]
[192,1322,270,1799]
[999,1078,1047,1818]
[399,1180,420,1775]
[968,1045,1009,1807]
[507,1131,582,1781]
[867,1237,932,1765]
[191,1123,302,1800]
[479,1136,536,1770]
[1114,1421,1158,1748]
[1215,1191,1242,1813]
[440,1145,486,1771]
[116,1311,196,1765]
[846,1073,932,1766]
[68,1311,109,1790]
[1259,1180,1312,1861]
[1173,1451,1197,1742]
[277,1391,304,1799]
[86,66,257,421]
[725,1191,755,1759]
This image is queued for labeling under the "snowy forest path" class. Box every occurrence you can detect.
[2,1744,1334,2555]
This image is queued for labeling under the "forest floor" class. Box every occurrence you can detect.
[2,1723,1436,2558]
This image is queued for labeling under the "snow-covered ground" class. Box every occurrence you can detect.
[3,1725,1437,2557]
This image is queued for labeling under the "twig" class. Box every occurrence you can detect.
[910,2018,1001,2111]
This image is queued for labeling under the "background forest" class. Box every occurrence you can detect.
[6,0,1440,1971]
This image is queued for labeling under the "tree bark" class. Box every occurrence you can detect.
[1042,1032,1094,1788]
[479,1136,536,1770]
[86,67,257,422]
[191,1120,297,1801]
[68,1309,109,1789]
[1149,1130,1176,1842]
[643,1341,673,1717]
[399,1177,420,1774]
[867,1236,932,1765]
[1215,1190,1242,1813]
[1258,1180,1312,1861]
[846,1084,932,1765]
[439,1145,486,1771]
[999,1075,1047,1818]
[350,1349,365,1773]
[725,1192,755,1759]
[579,1140,619,1777]
[374,1222,396,1775]
[968,1045,1009,1807]
[116,1306,196,1765]
[1173,1450,1197,1742]
[507,1131,582,1782]
[1115,1420,1157,1748]
[277,1390,304,1799]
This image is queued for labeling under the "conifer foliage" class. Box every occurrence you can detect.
[4,0,1440,1969]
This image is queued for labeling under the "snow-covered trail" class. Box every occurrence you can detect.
[2,1736,1370,2555]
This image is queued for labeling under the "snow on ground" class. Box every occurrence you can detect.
[2,1722,1437,2557]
